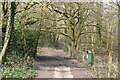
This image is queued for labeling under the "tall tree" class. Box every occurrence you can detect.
[46,3,95,58]
[0,2,16,64]
[1,2,8,45]
[118,1,120,78]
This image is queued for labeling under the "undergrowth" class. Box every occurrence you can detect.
[0,57,37,78]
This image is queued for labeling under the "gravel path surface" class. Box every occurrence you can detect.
[34,47,96,78]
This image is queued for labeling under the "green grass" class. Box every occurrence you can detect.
[0,61,37,78]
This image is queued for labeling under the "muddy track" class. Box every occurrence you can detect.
[34,47,96,78]
[35,48,83,68]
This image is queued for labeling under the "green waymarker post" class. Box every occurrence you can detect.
[86,50,93,65]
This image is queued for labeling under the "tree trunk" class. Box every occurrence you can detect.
[0,2,16,64]
[118,3,120,78]
[2,2,8,46]
[33,38,39,58]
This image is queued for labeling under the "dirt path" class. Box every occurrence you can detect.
[34,47,96,78]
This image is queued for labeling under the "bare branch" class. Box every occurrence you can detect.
[15,2,39,14]
[40,29,73,41]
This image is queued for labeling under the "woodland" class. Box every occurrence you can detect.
[0,1,119,78]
